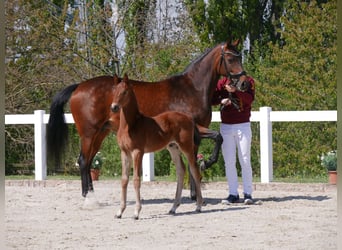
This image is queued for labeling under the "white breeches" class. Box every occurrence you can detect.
[220,122,253,195]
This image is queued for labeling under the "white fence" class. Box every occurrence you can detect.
[5,107,337,183]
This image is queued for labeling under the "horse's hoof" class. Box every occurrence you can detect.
[168,210,176,215]
[195,208,202,213]
[133,215,139,220]
[115,214,122,219]
[199,160,206,171]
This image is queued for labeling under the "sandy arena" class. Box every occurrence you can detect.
[5,179,337,249]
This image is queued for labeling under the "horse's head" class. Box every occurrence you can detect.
[218,39,249,91]
[111,74,132,113]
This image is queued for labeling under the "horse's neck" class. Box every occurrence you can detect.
[119,91,142,130]
[185,46,221,100]
[185,48,220,112]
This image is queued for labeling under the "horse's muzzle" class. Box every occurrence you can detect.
[236,80,250,92]
[111,103,120,113]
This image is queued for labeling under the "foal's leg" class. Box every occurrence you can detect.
[167,144,197,201]
[115,151,131,219]
[167,143,185,214]
[185,153,203,212]
[132,151,143,219]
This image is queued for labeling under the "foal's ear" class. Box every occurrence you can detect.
[113,74,120,85]
[123,73,129,83]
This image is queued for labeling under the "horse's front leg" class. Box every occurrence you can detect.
[132,151,143,220]
[115,151,131,219]
[167,143,185,214]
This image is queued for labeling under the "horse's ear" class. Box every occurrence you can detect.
[226,39,240,48]
[113,74,119,85]
[231,39,240,47]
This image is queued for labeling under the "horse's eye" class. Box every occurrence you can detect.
[227,58,234,64]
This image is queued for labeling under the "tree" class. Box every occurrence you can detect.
[184,0,287,49]
[5,0,336,179]
[249,0,336,110]
[5,0,202,175]
[5,0,122,173]
[5,0,80,173]
[246,0,337,178]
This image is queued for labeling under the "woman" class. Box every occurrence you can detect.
[211,76,255,204]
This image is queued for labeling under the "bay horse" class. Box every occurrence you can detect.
[111,74,203,219]
[47,39,247,198]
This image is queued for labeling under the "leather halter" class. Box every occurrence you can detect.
[219,45,246,80]
[219,45,247,112]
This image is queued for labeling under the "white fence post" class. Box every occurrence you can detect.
[260,107,273,183]
[34,110,47,180]
[142,153,154,181]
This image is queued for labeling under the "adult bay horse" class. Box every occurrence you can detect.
[47,39,247,198]
[111,74,203,219]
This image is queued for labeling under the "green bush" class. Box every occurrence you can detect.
[320,150,337,172]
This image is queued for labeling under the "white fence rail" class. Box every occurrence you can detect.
[5,107,337,182]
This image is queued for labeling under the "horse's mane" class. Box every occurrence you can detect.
[128,42,230,84]
[180,45,217,75]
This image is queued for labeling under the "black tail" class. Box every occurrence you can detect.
[47,84,79,168]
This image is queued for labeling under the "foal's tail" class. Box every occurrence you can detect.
[47,83,79,168]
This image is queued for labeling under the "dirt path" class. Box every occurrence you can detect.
[5,180,337,249]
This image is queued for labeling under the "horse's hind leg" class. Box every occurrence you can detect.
[77,150,92,197]
[79,130,110,197]
[167,143,185,214]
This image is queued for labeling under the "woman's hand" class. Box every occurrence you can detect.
[221,98,231,106]
[224,84,237,93]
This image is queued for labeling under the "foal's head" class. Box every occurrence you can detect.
[111,74,133,113]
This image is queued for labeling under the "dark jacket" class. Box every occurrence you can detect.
[211,76,255,124]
